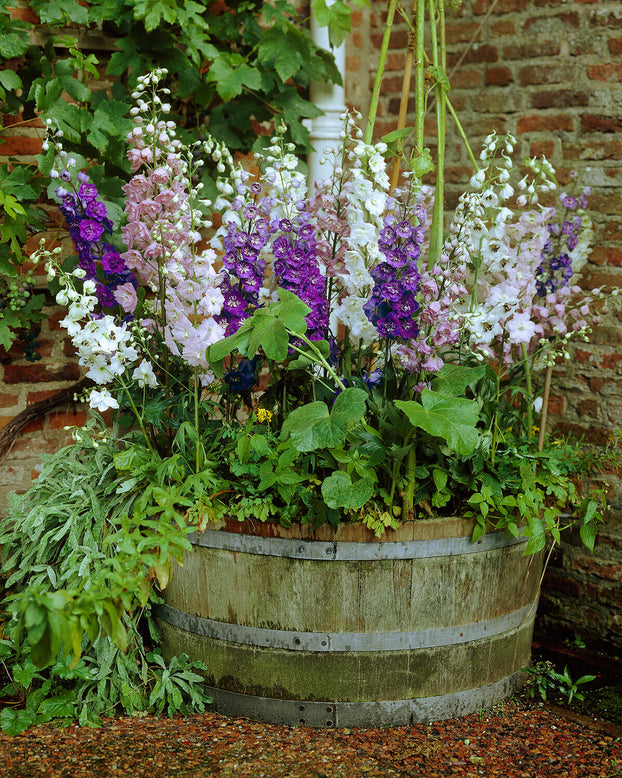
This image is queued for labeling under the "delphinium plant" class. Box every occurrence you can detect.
[34,68,611,548]
[1,3,618,732]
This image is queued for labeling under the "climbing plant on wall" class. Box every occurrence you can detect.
[0,0,358,350]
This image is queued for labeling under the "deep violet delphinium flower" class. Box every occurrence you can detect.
[363,212,425,341]
[272,217,328,341]
[536,186,591,296]
[217,207,270,336]
[56,179,137,312]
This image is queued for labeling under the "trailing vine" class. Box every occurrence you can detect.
[0,0,359,351]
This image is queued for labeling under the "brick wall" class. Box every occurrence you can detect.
[1,0,621,650]
[349,0,622,652]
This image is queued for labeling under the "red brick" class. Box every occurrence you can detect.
[547,394,566,415]
[447,44,498,67]
[473,0,529,13]
[603,221,622,242]
[586,584,622,609]
[8,438,64,459]
[547,574,582,598]
[490,20,515,36]
[564,139,622,160]
[573,558,622,581]
[516,114,574,134]
[3,363,81,384]
[22,418,45,434]
[49,410,87,429]
[589,377,606,392]
[590,247,622,267]
[529,140,556,158]
[0,392,20,408]
[8,5,40,23]
[587,63,622,82]
[530,90,589,109]
[520,65,575,86]
[451,70,482,89]
[485,66,513,86]
[504,41,561,60]
[47,310,67,331]
[601,353,622,371]
[609,38,622,56]
[523,12,580,32]
[577,398,599,417]
[589,10,622,27]
[1,114,45,129]
[584,192,622,216]
[445,22,481,44]
[371,29,409,50]
[0,136,43,156]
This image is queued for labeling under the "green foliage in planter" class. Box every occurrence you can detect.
[0,417,213,735]
[0,0,348,349]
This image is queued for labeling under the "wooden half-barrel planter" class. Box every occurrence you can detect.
[157,517,542,727]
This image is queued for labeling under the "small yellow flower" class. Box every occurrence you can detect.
[532,425,540,435]
[256,408,273,423]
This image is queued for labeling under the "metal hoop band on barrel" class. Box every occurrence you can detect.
[157,600,537,652]
[187,527,526,560]
[204,672,525,728]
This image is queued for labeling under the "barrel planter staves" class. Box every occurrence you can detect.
[157,517,542,727]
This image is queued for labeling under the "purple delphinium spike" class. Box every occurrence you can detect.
[272,216,328,341]
[536,186,589,297]
[56,180,137,312]
[216,216,270,335]
[363,213,424,341]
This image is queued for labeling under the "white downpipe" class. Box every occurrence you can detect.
[307,6,347,188]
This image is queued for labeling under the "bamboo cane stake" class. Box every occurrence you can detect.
[365,0,399,144]
[390,0,418,191]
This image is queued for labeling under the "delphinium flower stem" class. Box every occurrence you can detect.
[428,0,446,269]
[288,334,347,391]
[521,342,534,439]
[446,97,479,173]
[390,0,417,190]
[365,0,399,144]
[538,365,553,452]
[413,0,426,157]
[402,443,417,519]
[118,376,157,456]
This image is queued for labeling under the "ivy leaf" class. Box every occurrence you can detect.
[322,471,374,510]
[311,0,354,48]
[0,33,29,58]
[0,69,22,98]
[257,27,306,83]
[206,56,263,101]
[33,0,89,25]
[579,522,596,552]
[395,390,480,455]
[409,148,434,177]
[132,0,178,31]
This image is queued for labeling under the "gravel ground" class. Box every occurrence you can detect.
[0,699,620,778]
